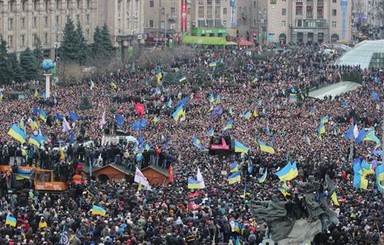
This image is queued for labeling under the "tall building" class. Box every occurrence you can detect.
[98,0,144,47]
[352,0,383,39]
[267,0,352,44]
[0,0,145,58]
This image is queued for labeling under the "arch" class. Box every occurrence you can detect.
[331,34,339,43]
[98,174,109,183]
[279,33,287,44]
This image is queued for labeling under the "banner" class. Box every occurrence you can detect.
[181,0,187,32]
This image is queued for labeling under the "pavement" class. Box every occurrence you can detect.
[309,81,361,99]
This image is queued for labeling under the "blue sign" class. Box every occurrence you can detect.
[340,0,348,39]
[230,0,236,28]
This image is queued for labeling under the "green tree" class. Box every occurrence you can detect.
[76,21,88,65]
[92,23,114,61]
[0,36,10,83]
[101,23,113,57]
[7,53,24,82]
[33,36,44,63]
[20,47,39,81]
[60,18,78,63]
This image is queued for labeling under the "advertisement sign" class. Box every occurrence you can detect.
[230,0,236,28]
[181,0,187,32]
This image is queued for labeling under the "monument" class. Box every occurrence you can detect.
[42,59,54,98]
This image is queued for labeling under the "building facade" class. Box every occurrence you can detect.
[0,0,145,57]
[352,0,383,39]
[267,0,352,44]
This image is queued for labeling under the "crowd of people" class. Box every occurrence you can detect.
[0,43,383,245]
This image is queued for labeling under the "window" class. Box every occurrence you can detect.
[216,0,220,5]
[9,0,15,11]
[34,0,38,11]
[21,17,25,29]
[8,35,13,48]
[222,20,227,27]
[198,6,204,18]
[317,6,323,18]
[207,0,212,5]
[296,3,303,16]
[332,0,337,3]
[306,6,313,18]
[44,16,48,27]
[332,21,336,27]
[282,8,286,16]
[281,21,286,27]
[198,0,204,5]
[149,0,154,7]
[215,6,220,18]
[87,0,90,8]
[67,0,70,9]
[33,17,37,28]
[44,33,48,44]
[45,0,49,12]
[56,15,60,25]
[297,19,302,27]
[223,7,227,15]
[56,0,60,9]
[207,6,212,19]
[332,9,337,16]
[86,14,90,24]
[21,0,26,11]
[77,0,80,9]
[21,34,25,47]
[149,20,154,28]
[8,18,13,30]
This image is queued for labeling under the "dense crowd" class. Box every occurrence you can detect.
[0,44,383,245]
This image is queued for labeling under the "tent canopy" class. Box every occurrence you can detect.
[237,38,255,46]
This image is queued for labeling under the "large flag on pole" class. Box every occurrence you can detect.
[196,168,205,189]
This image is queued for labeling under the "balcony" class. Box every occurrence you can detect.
[317,0,324,6]
[292,19,328,29]
[167,14,177,20]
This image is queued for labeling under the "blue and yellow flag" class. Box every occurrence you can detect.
[172,106,185,122]
[152,115,160,123]
[179,75,187,82]
[275,162,298,181]
[278,186,290,198]
[230,162,239,173]
[318,122,325,140]
[223,118,233,131]
[320,116,329,124]
[39,109,47,123]
[208,93,215,103]
[258,140,275,154]
[376,164,384,192]
[188,179,202,189]
[305,135,311,145]
[6,215,16,227]
[7,124,27,144]
[92,205,106,216]
[234,141,249,154]
[331,192,340,206]
[28,134,40,147]
[244,111,252,120]
[192,136,204,149]
[228,171,241,185]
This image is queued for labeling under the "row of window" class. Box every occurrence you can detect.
[279,19,337,28]
[6,14,91,31]
[6,30,91,49]
[3,0,91,12]
[198,0,221,6]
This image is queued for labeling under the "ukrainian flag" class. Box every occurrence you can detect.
[192,136,204,149]
[6,215,17,227]
[29,120,39,130]
[318,122,325,139]
[223,119,233,131]
[258,169,268,183]
[361,160,374,177]
[209,61,217,67]
[28,134,40,147]
[206,127,214,137]
[152,116,160,123]
[172,106,184,122]
[320,116,329,124]
[275,162,298,181]
[258,140,275,154]
[179,75,187,82]
[234,141,249,154]
[230,162,239,173]
[253,110,258,118]
[278,187,290,197]
[215,94,220,104]
[363,129,381,148]
[353,161,368,190]
[39,109,47,123]
[91,205,106,216]
[7,124,27,144]
[208,93,215,103]
[228,171,241,185]
[244,111,252,120]
[376,164,384,192]
[188,179,202,189]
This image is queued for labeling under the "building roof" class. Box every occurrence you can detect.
[335,40,384,70]
[91,164,132,176]
[142,165,169,177]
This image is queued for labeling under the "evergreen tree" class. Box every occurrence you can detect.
[0,37,10,83]
[101,23,113,57]
[7,53,24,82]
[33,36,44,63]
[20,47,39,81]
[75,21,88,65]
[60,18,78,63]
